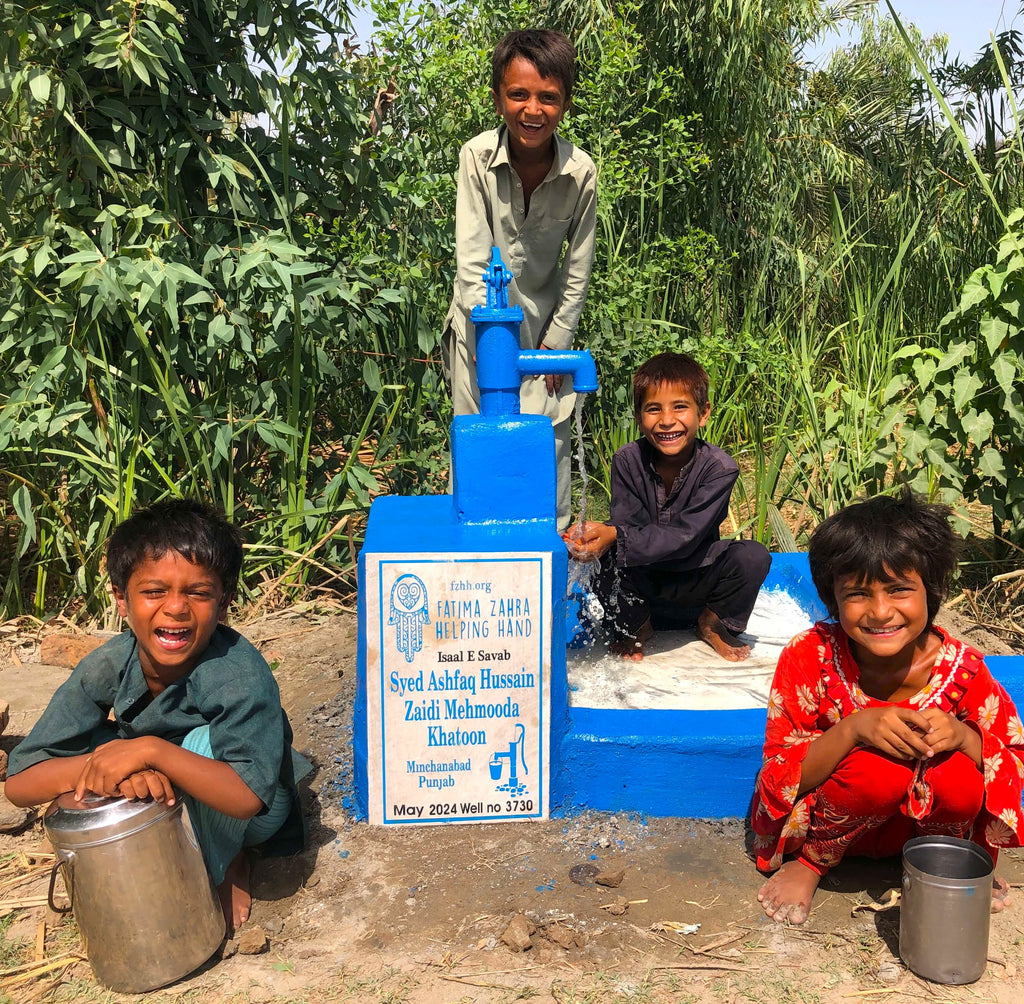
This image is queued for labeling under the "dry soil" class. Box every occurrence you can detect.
[1,608,1023,1004]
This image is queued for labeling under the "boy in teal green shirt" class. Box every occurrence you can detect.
[6,500,308,934]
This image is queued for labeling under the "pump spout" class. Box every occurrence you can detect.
[517,349,598,393]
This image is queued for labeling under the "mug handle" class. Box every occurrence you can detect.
[47,853,74,914]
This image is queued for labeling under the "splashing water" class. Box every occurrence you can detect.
[573,394,589,535]
[566,392,652,646]
[568,392,617,643]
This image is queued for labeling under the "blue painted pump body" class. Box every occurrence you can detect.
[354,247,594,818]
[354,247,1024,821]
[471,246,597,417]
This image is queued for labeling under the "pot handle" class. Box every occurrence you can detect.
[47,852,74,914]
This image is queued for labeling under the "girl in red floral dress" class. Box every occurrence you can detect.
[752,492,1024,924]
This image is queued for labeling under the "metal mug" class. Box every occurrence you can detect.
[44,792,224,993]
[899,835,993,985]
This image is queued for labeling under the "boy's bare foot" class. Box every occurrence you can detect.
[992,874,1012,913]
[758,859,821,924]
[610,619,653,661]
[218,850,252,936]
[698,608,751,662]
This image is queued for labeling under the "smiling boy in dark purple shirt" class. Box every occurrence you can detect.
[567,352,770,660]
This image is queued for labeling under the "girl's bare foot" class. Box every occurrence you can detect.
[610,619,653,661]
[698,608,751,662]
[992,874,1012,913]
[757,859,821,924]
[218,850,252,936]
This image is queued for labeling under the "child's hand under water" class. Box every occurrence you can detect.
[562,520,616,561]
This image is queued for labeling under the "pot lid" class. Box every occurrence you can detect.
[43,792,176,846]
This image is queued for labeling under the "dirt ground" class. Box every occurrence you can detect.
[2,608,1024,1004]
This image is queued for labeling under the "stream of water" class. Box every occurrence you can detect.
[572,394,589,534]
[567,393,604,637]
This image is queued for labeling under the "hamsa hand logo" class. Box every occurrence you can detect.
[388,573,430,663]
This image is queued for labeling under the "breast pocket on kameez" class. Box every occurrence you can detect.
[523,214,574,269]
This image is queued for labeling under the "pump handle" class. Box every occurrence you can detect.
[482,246,513,310]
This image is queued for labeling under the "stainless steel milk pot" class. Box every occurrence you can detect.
[44,792,224,993]
[899,835,993,985]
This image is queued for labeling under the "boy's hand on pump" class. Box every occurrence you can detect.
[562,521,616,561]
[539,343,563,395]
[848,706,933,760]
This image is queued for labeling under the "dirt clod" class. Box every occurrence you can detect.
[0,795,33,834]
[877,960,902,984]
[39,634,106,668]
[544,923,577,950]
[500,913,535,952]
[600,895,629,916]
[236,928,269,955]
[218,939,238,960]
[568,862,598,885]
[595,868,625,888]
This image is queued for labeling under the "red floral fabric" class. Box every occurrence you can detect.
[751,623,1024,872]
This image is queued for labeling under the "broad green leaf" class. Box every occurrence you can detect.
[11,484,36,542]
[952,369,982,413]
[212,422,233,464]
[33,242,51,276]
[992,354,1018,396]
[977,448,1006,484]
[980,314,1011,354]
[902,424,930,464]
[917,392,936,426]
[911,356,936,389]
[960,408,994,445]
[362,357,382,393]
[28,70,50,104]
[1004,389,1024,426]
[958,271,990,312]
[934,341,974,375]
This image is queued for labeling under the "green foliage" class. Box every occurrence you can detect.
[2,0,1021,618]
[895,210,1024,541]
[0,0,402,616]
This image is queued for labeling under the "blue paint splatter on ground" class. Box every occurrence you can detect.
[308,691,362,820]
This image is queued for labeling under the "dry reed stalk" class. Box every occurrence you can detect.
[0,896,49,915]
[0,864,55,896]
